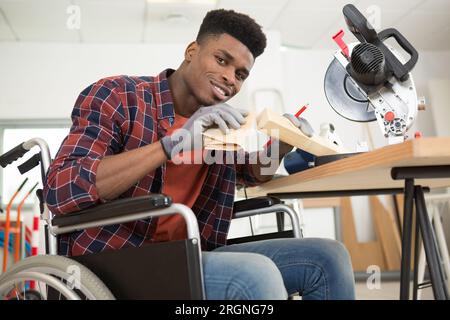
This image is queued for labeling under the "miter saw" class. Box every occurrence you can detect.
[324,4,419,145]
[283,4,420,174]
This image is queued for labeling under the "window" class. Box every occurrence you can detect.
[1,123,70,206]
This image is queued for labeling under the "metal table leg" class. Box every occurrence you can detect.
[415,186,448,300]
[400,178,415,300]
[413,209,420,300]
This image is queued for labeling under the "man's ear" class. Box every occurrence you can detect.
[185,41,199,62]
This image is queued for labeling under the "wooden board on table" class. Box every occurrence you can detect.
[245,137,450,198]
[256,108,348,156]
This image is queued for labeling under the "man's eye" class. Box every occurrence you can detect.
[236,73,246,81]
[216,57,225,65]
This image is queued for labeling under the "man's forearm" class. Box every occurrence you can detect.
[250,141,293,183]
[96,141,168,200]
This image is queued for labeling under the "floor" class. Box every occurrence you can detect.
[355,281,435,300]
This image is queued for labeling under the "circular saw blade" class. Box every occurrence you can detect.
[324,57,376,122]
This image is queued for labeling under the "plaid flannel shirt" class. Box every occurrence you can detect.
[43,69,262,256]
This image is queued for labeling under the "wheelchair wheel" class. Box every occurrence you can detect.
[0,255,115,300]
[8,289,43,300]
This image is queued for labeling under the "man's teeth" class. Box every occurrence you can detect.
[214,85,227,96]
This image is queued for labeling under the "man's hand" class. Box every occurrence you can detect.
[274,114,315,155]
[161,103,248,159]
[283,113,314,137]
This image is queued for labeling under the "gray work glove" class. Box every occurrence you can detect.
[283,113,314,137]
[161,103,248,160]
[272,114,315,155]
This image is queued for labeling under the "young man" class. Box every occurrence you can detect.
[44,9,355,299]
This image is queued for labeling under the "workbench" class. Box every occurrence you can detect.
[244,137,450,300]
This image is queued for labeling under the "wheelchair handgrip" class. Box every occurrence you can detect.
[0,142,30,168]
[233,196,281,214]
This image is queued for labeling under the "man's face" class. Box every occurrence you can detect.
[183,33,255,107]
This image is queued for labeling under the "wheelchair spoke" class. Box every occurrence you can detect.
[38,281,45,299]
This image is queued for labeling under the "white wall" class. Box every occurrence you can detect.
[1,32,449,243]
[411,51,450,138]
[0,31,284,120]
[3,36,446,139]
[0,42,185,119]
[428,79,450,137]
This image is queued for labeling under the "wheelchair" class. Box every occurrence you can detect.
[0,138,302,300]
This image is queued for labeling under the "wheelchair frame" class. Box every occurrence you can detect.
[0,137,303,300]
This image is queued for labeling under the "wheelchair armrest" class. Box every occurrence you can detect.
[52,194,172,228]
[232,196,281,214]
[232,197,302,239]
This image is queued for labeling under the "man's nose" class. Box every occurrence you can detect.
[221,67,236,87]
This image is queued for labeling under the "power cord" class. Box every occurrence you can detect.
[243,186,255,236]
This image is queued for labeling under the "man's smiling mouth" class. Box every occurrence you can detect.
[213,84,227,96]
[211,81,232,99]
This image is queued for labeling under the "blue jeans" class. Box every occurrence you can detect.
[202,238,355,300]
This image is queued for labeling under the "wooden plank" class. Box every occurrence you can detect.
[340,197,358,246]
[340,197,386,271]
[357,242,386,271]
[245,137,450,198]
[256,108,348,156]
[394,194,404,232]
[203,112,256,151]
[340,197,362,270]
[301,197,341,208]
[370,196,401,271]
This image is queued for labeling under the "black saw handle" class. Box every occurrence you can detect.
[342,4,418,82]
[378,28,419,79]
[343,4,378,43]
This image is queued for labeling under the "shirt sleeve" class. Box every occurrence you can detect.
[43,79,126,215]
[234,150,262,188]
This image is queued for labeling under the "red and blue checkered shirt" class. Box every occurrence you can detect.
[43,69,262,256]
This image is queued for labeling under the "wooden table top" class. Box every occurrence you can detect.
[245,137,450,198]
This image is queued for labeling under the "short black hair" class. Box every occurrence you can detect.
[196,9,266,59]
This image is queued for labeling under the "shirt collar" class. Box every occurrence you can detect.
[155,68,176,120]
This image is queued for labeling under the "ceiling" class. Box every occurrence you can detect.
[0,0,449,50]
